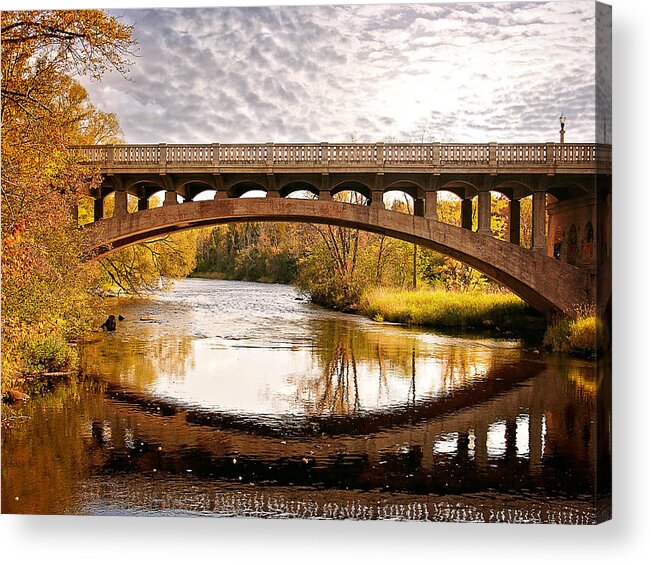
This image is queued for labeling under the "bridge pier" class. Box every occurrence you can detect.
[532,189,547,252]
[461,197,473,230]
[414,197,425,217]
[370,190,384,209]
[425,191,438,220]
[114,189,128,217]
[93,197,104,222]
[138,197,149,212]
[474,421,488,469]
[477,189,492,236]
[164,189,178,206]
[319,190,332,201]
[505,416,518,462]
[529,409,544,474]
[509,199,521,245]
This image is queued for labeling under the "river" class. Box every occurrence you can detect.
[1,278,610,522]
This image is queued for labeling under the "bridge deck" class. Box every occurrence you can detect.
[73,142,611,176]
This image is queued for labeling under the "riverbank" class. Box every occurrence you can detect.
[189,270,283,284]
[359,287,603,356]
[359,287,545,336]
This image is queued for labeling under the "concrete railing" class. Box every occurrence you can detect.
[72,142,611,169]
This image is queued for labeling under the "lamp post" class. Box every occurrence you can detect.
[559,113,566,144]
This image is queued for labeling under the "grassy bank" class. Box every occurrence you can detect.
[360,288,544,335]
[543,314,603,356]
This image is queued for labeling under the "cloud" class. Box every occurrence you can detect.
[80,2,602,144]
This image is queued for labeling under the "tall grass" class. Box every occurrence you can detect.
[360,288,542,332]
[543,313,602,355]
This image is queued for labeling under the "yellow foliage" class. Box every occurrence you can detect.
[1,10,134,389]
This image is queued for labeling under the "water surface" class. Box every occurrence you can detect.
[2,279,610,522]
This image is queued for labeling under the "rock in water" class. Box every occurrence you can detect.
[3,389,30,403]
[101,315,117,332]
[118,314,125,321]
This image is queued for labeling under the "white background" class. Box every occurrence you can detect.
[1,0,650,561]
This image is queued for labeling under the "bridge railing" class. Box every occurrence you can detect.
[71,142,611,169]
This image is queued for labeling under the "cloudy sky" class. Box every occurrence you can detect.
[80,1,602,144]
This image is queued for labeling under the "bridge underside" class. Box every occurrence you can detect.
[84,198,592,314]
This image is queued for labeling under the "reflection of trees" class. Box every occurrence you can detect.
[1,378,109,514]
[313,341,361,416]
[300,317,512,416]
[79,329,195,389]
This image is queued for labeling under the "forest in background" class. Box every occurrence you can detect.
[192,193,534,308]
[1,10,597,394]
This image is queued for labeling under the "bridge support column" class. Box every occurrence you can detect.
[370,190,384,209]
[532,189,547,252]
[461,198,473,230]
[505,417,518,462]
[319,190,332,201]
[509,198,521,245]
[413,197,425,217]
[137,197,149,212]
[93,197,104,221]
[529,409,544,474]
[114,189,128,217]
[474,422,488,469]
[164,190,178,206]
[477,189,492,235]
[267,190,281,198]
[425,191,438,220]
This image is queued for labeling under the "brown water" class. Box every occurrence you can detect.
[1,279,611,522]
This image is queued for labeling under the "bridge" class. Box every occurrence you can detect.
[74,142,612,314]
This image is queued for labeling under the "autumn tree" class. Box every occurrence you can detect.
[1,10,134,389]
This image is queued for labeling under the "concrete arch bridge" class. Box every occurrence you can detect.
[74,141,611,314]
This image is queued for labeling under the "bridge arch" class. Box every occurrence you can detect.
[279,180,319,198]
[84,198,591,314]
[493,179,533,200]
[123,176,164,193]
[228,180,268,198]
[384,180,425,200]
[331,180,371,202]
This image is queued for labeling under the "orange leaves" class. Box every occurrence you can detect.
[1,10,133,386]
[1,10,134,80]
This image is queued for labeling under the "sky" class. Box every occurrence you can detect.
[78,1,604,144]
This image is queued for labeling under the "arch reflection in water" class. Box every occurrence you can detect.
[82,280,525,428]
[2,279,609,522]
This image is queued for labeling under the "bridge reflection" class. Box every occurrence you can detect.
[2,356,609,520]
[82,359,602,493]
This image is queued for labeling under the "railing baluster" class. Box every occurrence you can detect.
[70,141,609,174]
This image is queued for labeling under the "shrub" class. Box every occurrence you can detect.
[543,312,601,355]
[21,335,78,375]
[568,316,599,352]
[543,318,572,353]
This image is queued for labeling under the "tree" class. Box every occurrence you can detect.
[1,10,134,388]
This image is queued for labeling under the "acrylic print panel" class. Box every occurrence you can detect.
[1,1,611,523]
